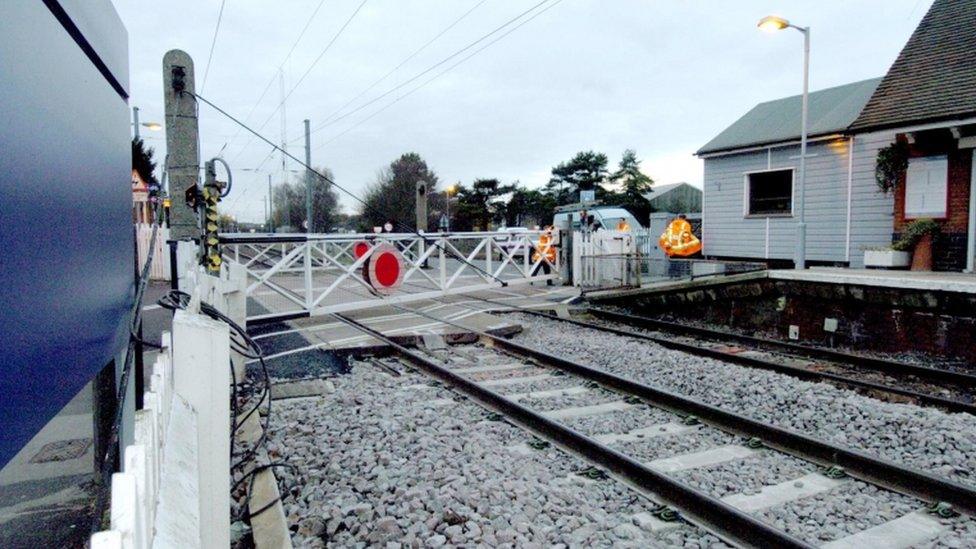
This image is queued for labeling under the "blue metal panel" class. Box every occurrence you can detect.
[0,1,131,468]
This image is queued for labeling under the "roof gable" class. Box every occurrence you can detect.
[849,0,976,132]
[697,78,881,155]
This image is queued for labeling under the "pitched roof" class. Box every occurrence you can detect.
[641,182,699,202]
[849,0,976,132]
[697,78,881,155]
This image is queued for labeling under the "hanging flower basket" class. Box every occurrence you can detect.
[875,141,909,193]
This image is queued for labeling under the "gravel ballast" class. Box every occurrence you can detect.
[267,361,729,547]
[505,313,976,488]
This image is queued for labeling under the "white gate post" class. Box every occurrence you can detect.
[172,308,230,549]
[303,241,314,312]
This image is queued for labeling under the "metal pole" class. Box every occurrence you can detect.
[445,188,451,232]
[268,174,274,233]
[794,26,810,270]
[304,119,313,233]
[132,106,140,140]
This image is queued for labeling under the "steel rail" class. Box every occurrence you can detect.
[508,309,976,416]
[586,307,976,387]
[331,313,813,549]
[484,333,976,516]
[366,303,976,516]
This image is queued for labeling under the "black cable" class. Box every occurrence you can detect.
[221,0,328,158]
[233,0,370,161]
[299,0,489,139]
[199,0,228,95]
[315,0,565,150]
[305,0,553,137]
[91,184,165,533]
[187,90,509,287]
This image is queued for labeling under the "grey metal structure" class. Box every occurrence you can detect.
[697,79,896,267]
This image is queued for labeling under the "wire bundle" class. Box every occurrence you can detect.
[157,289,294,524]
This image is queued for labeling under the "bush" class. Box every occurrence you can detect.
[892,218,939,251]
[875,141,909,193]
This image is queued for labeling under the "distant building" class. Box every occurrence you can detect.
[696,0,976,270]
[642,182,702,213]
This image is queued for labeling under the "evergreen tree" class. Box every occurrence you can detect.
[608,149,654,223]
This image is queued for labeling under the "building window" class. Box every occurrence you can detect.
[904,155,947,218]
[745,169,793,216]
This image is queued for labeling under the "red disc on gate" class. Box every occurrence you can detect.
[362,243,404,295]
[353,241,371,259]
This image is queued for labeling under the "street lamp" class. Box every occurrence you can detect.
[758,15,810,269]
[131,106,161,140]
[445,183,457,232]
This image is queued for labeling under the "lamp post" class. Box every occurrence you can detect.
[759,15,809,269]
[445,183,457,232]
[131,106,162,140]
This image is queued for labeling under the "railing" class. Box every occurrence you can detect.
[135,223,171,281]
[220,231,559,322]
[91,268,241,549]
[573,229,765,292]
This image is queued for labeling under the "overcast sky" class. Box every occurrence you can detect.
[115,0,931,222]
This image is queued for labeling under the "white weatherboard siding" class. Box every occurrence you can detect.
[702,135,894,266]
[848,130,898,266]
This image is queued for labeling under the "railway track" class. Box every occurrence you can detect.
[334,311,976,548]
[499,306,976,416]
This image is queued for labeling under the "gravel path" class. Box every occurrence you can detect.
[505,313,976,488]
[267,361,729,547]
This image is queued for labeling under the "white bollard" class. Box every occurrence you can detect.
[172,308,230,549]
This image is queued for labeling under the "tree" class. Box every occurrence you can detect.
[505,185,557,228]
[132,137,158,188]
[453,178,515,231]
[360,153,439,230]
[271,166,340,232]
[546,151,609,204]
[608,149,654,222]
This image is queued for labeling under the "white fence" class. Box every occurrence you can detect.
[136,224,171,281]
[91,265,243,549]
[221,231,559,321]
[572,230,637,289]
[572,229,766,291]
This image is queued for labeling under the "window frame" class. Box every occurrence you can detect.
[742,167,795,218]
[903,155,948,220]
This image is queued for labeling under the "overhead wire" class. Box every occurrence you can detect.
[314,0,565,151]
[220,0,329,159]
[186,89,509,286]
[299,0,489,140]
[232,0,369,163]
[301,0,553,140]
[200,0,228,95]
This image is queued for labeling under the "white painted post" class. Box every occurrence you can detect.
[110,472,141,549]
[176,241,199,291]
[123,445,149,549]
[172,308,230,549]
[439,238,447,290]
[222,262,248,382]
[303,241,313,312]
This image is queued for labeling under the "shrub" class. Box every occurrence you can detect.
[892,218,939,251]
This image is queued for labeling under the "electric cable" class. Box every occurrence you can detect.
[232,0,369,162]
[314,0,565,151]
[200,0,228,95]
[302,0,553,138]
[186,90,510,287]
[220,0,328,159]
[304,0,488,136]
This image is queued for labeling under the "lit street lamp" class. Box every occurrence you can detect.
[131,106,161,140]
[759,15,810,269]
[445,183,457,232]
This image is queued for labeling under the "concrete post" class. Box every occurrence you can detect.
[172,308,230,549]
[163,50,200,241]
[416,180,428,232]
